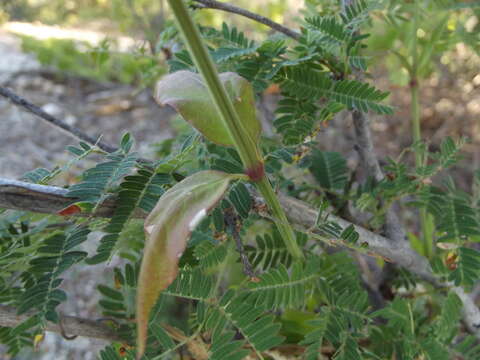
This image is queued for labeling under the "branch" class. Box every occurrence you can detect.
[190,0,300,40]
[0,86,117,153]
[352,110,407,243]
[0,305,127,343]
[0,178,145,218]
[0,178,427,276]
[1,177,479,336]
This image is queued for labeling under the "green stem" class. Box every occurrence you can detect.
[410,0,432,258]
[167,0,303,260]
[256,177,304,259]
[410,80,422,165]
[167,0,260,170]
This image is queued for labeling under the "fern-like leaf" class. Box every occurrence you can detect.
[425,189,480,242]
[434,291,462,341]
[245,259,320,309]
[22,141,95,184]
[194,241,228,269]
[341,0,376,28]
[309,150,349,191]
[204,290,284,358]
[87,168,170,264]
[279,67,393,114]
[305,16,351,47]
[17,226,90,323]
[67,135,137,205]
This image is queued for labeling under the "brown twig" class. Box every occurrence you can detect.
[190,0,300,40]
[224,209,257,279]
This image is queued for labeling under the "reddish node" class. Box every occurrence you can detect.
[245,162,265,182]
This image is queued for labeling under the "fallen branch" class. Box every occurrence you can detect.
[191,0,300,40]
[0,305,127,343]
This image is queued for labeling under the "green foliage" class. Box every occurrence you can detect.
[279,66,393,114]
[193,240,228,269]
[18,227,90,322]
[245,227,298,270]
[20,36,165,86]
[425,188,480,243]
[66,134,137,205]
[2,1,480,359]
[86,166,170,264]
[22,141,96,185]
[301,255,369,360]
[367,0,480,84]
[245,259,320,309]
[309,150,349,191]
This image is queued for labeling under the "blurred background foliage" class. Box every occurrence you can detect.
[0,0,302,86]
[1,0,478,89]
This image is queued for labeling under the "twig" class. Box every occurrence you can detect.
[224,209,256,279]
[190,0,300,40]
[0,86,117,153]
[0,86,156,166]
[352,110,406,243]
[0,305,127,343]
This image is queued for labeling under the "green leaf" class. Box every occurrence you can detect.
[435,291,462,341]
[154,70,261,147]
[136,170,243,356]
[309,150,348,191]
[280,67,393,115]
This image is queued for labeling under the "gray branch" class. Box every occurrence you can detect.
[1,177,479,336]
[0,305,127,343]
[0,178,145,218]
[191,0,300,40]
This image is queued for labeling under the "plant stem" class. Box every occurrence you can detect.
[410,0,432,258]
[166,0,303,260]
[410,83,422,164]
[256,177,304,259]
[167,0,260,170]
